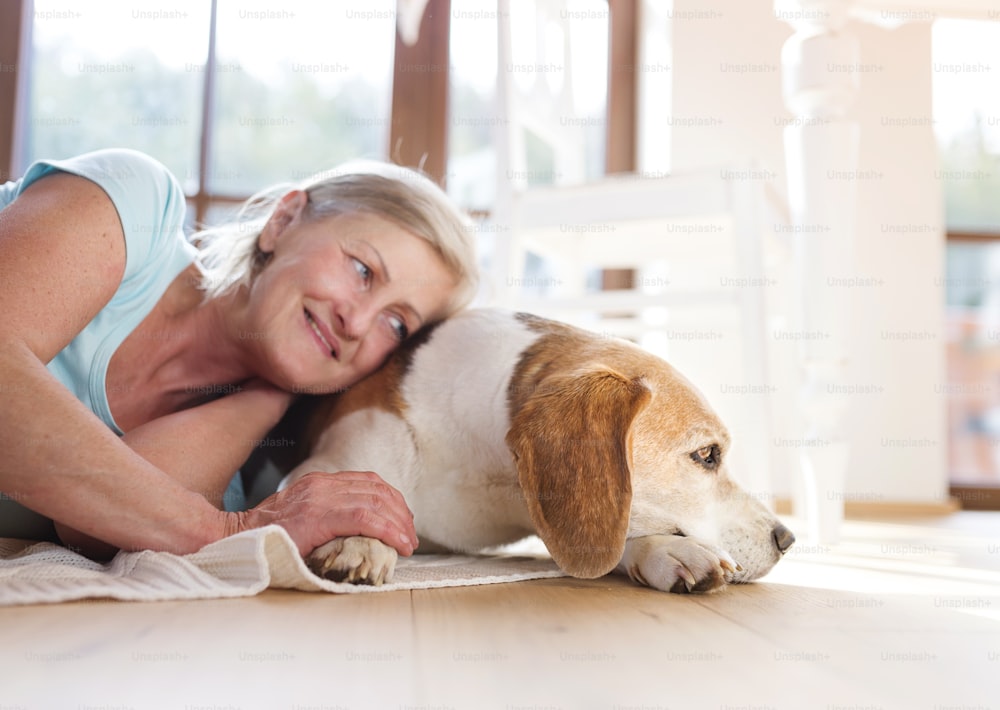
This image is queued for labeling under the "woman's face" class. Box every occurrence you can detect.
[240,191,458,394]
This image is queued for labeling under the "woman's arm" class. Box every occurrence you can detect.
[2,340,229,553]
[54,379,295,558]
[0,173,227,552]
[121,379,294,506]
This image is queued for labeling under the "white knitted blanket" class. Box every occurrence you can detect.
[0,525,565,606]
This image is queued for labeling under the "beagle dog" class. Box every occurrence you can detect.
[280,308,794,593]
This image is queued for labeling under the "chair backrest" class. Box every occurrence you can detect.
[493,0,606,210]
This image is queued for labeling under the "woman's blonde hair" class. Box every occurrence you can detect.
[193,160,479,316]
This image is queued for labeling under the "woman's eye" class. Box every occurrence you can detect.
[351,257,372,283]
[387,315,409,342]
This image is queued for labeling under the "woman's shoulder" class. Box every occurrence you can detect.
[16,149,185,228]
[27,148,184,217]
[3,148,170,213]
[23,149,191,279]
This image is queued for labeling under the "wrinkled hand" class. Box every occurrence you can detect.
[228,470,418,557]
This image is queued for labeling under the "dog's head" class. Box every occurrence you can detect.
[505,314,793,582]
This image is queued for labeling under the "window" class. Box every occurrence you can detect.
[933,18,1000,504]
[931,19,1000,234]
[447,0,609,213]
[941,237,1000,502]
[209,0,396,196]
[447,0,500,212]
[27,1,210,186]
[24,0,396,224]
[15,0,624,220]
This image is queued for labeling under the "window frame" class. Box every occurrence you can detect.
[0,0,29,184]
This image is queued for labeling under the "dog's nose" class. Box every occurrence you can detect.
[772,523,795,554]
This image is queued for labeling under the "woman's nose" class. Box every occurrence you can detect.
[335,300,377,342]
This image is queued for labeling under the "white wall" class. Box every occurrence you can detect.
[643,0,948,505]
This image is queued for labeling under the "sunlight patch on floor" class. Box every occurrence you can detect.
[765,515,1000,618]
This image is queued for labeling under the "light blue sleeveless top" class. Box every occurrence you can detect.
[0,149,197,430]
[0,149,243,539]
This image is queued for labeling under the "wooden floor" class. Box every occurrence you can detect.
[2,513,999,710]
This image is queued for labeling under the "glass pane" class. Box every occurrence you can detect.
[26,1,209,189]
[448,0,500,211]
[561,0,609,181]
[447,0,608,212]
[931,19,1000,233]
[944,241,1000,488]
[210,0,395,196]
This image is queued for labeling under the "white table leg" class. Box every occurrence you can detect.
[777,0,861,543]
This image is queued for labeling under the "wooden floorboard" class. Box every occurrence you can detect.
[405,576,848,708]
[1,513,998,709]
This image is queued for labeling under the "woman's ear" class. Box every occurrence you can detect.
[505,365,651,578]
[257,189,309,254]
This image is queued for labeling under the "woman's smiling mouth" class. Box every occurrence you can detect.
[304,308,338,359]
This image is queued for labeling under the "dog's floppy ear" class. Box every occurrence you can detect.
[506,366,651,578]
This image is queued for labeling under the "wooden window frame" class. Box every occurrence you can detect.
[946,231,1000,244]
[603,0,638,290]
[389,0,451,186]
[606,0,637,175]
[0,0,29,183]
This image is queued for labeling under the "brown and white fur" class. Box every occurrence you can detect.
[280,308,794,593]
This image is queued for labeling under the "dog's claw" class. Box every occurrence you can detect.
[719,549,739,575]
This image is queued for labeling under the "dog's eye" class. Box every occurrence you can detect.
[690,444,720,470]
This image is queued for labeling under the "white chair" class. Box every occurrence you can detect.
[483,0,778,502]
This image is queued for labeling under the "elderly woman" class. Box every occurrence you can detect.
[0,148,478,560]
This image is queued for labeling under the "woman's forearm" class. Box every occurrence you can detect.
[122,379,294,508]
[0,342,229,554]
[55,381,294,557]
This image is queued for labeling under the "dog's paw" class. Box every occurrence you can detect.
[306,536,398,586]
[617,534,739,593]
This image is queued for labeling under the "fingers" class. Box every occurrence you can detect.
[324,504,417,558]
[249,470,418,558]
[306,471,417,556]
[302,470,412,520]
